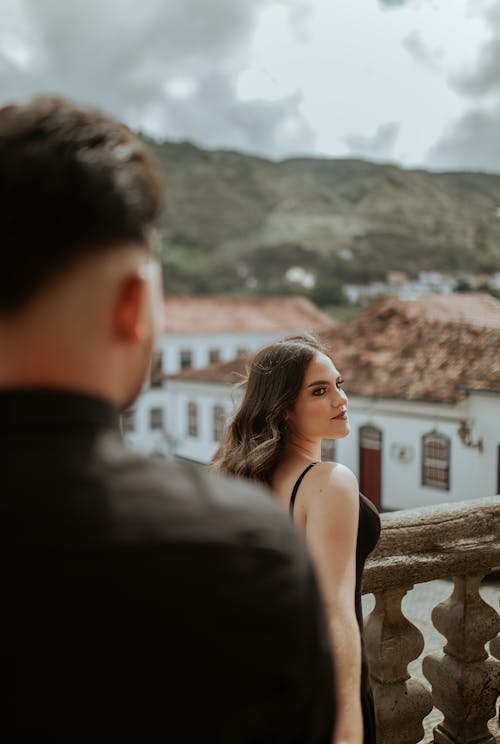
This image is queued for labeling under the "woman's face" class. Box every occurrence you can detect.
[285,351,349,442]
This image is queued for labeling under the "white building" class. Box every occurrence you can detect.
[345,271,461,306]
[332,391,497,510]
[162,293,500,509]
[164,363,244,464]
[123,295,334,455]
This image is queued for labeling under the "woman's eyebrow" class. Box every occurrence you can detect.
[306,379,331,388]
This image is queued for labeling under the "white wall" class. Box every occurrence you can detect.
[126,352,500,509]
[165,380,241,463]
[157,331,292,374]
[128,328,312,455]
[156,386,499,509]
[466,392,500,497]
[333,393,498,510]
[124,386,170,455]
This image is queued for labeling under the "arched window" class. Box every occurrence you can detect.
[213,405,226,443]
[422,431,450,490]
[187,401,198,438]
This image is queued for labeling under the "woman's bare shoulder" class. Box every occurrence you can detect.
[303,462,359,522]
[310,461,359,493]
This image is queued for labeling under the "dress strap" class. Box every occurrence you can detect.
[289,462,318,517]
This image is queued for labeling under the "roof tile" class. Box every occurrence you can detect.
[162,295,335,333]
[170,294,500,402]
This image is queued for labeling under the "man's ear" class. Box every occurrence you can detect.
[114,274,147,342]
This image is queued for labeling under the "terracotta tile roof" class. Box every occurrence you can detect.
[162,295,335,333]
[169,356,250,385]
[170,294,500,402]
[398,292,500,328]
[322,295,500,402]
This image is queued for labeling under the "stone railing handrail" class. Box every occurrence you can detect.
[363,496,500,593]
[359,496,500,744]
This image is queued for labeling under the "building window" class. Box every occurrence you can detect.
[121,408,135,433]
[150,407,164,431]
[422,432,450,490]
[209,348,221,364]
[150,350,164,388]
[213,405,226,442]
[180,349,192,370]
[321,439,336,462]
[187,401,198,437]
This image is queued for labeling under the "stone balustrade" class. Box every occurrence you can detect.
[362,496,500,744]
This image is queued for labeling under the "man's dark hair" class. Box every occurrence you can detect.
[0,96,162,312]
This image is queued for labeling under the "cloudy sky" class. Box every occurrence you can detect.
[1,0,500,172]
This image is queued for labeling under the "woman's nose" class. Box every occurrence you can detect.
[333,388,347,405]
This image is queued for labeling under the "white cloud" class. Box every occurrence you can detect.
[0,0,497,170]
[426,0,500,170]
[428,104,500,172]
[345,122,400,162]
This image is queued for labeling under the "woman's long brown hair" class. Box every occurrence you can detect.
[211,333,331,484]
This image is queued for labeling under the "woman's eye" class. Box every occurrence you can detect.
[336,378,344,389]
[313,387,327,396]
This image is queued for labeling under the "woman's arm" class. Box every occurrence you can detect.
[303,463,363,744]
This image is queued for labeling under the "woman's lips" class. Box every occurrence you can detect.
[332,411,348,420]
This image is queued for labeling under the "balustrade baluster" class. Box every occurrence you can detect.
[491,631,500,663]
[364,586,433,744]
[490,587,500,665]
[422,573,500,744]
[488,588,500,730]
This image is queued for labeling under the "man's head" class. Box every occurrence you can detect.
[0,96,164,407]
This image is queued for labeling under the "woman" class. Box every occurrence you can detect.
[212,334,380,744]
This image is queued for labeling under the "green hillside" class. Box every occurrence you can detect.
[144,138,500,301]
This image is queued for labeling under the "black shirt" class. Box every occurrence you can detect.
[0,389,335,742]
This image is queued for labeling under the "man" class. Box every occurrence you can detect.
[0,97,335,741]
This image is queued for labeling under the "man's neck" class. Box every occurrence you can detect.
[0,340,122,407]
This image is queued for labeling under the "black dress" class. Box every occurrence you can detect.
[290,463,381,744]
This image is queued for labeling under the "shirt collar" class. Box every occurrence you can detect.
[0,388,120,433]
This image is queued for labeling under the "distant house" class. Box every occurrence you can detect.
[164,293,500,510]
[345,271,460,305]
[321,293,500,509]
[165,357,248,464]
[490,272,500,291]
[123,295,334,455]
[386,271,409,286]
